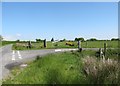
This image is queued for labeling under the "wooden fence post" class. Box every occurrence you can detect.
[44,39,47,48]
[78,40,82,52]
[78,40,80,49]
[104,43,107,57]
[28,41,32,49]
[99,48,104,58]
[99,48,102,58]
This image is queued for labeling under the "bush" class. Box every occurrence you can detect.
[54,43,58,46]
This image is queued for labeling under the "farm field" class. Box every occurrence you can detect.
[12,41,118,50]
[3,50,119,84]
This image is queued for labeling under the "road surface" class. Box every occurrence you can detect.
[0,44,101,80]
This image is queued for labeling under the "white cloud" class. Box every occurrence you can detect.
[16,33,21,37]
[3,35,16,41]
[3,34,22,41]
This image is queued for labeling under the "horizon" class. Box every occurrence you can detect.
[1,37,119,41]
[1,2,118,41]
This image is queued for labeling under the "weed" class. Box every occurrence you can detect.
[82,56,119,84]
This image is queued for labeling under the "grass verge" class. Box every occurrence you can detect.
[3,50,119,84]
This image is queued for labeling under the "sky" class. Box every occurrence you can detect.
[1,2,118,41]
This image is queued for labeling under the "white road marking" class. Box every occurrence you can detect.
[55,49,61,52]
[69,49,77,51]
[17,51,22,59]
[12,50,22,61]
[55,49,77,52]
[12,50,15,61]
[61,49,77,51]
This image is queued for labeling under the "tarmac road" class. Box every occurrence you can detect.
[0,44,101,80]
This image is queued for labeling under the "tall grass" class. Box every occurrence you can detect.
[82,56,119,84]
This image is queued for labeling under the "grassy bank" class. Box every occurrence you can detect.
[3,50,119,84]
[12,41,118,50]
[0,41,16,47]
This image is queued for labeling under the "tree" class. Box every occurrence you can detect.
[111,38,119,41]
[16,39,20,42]
[51,38,54,42]
[63,38,66,41]
[87,38,97,41]
[75,38,78,41]
[36,39,42,42]
[75,37,84,42]
[60,38,66,42]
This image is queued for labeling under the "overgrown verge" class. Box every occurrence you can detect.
[82,56,119,84]
[2,50,119,85]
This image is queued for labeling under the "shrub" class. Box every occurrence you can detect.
[54,43,58,46]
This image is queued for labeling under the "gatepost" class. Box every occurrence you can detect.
[78,40,82,52]
[44,39,47,48]
[104,43,107,57]
[28,41,32,49]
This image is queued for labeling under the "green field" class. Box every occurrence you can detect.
[3,50,119,84]
[12,41,118,50]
